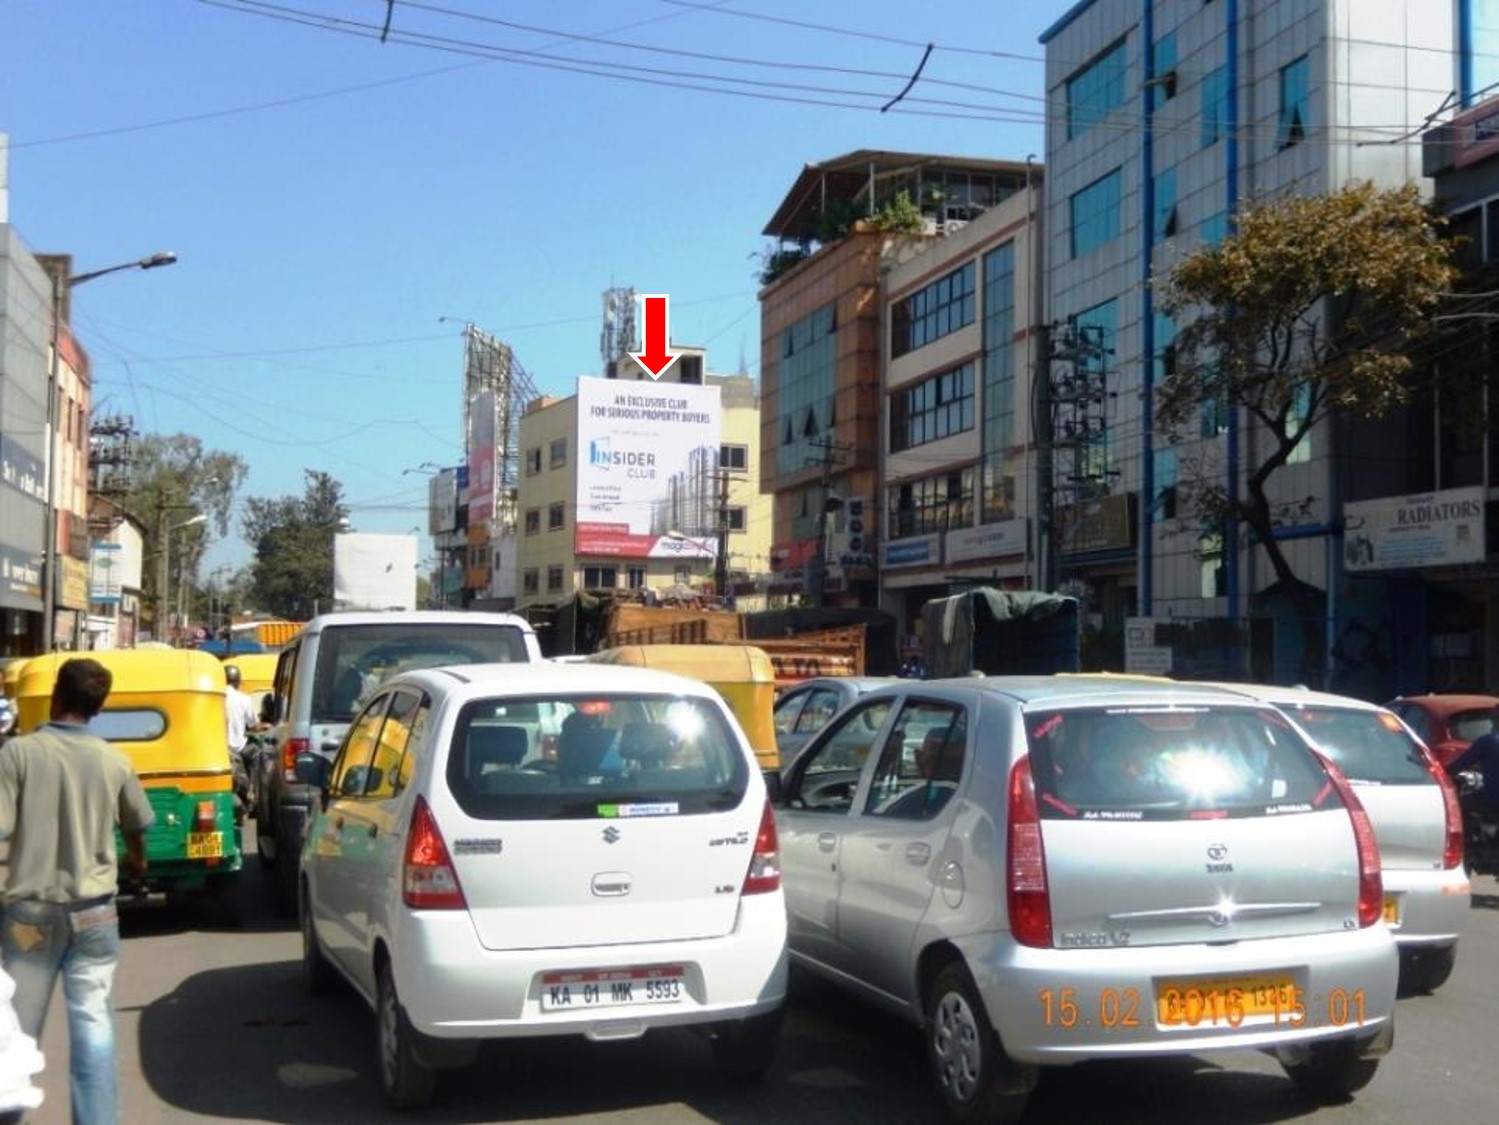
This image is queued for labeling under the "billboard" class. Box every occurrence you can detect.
[574,376,721,558]
[333,533,418,611]
[467,389,496,526]
[429,467,460,534]
[1343,486,1486,572]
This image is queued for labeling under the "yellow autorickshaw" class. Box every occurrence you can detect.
[585,644,780,770]
[14,650,243,913]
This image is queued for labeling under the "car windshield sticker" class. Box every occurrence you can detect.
[598,802,680,818]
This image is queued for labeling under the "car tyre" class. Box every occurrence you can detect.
[301,886,335,996]
[377,963,437,1110]
[1399,945,1456,995]
[1281,1038,1380,1101]
[710,1007,782,1080]
[924,963,1028,1125]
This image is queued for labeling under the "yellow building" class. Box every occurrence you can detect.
[516,357,770,613]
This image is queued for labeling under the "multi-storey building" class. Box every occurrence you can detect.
[757,151,1035,610]
[515,356,770,615]
[878,178,1046,652]
[1040,0,1454,687]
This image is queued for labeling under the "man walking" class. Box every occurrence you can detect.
[0,658,154,1123]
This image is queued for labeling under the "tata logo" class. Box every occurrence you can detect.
[1207,843,1229,861]
[602,826,621,844]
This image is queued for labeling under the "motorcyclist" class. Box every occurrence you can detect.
[224,664,263,818]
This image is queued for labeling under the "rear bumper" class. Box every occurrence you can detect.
[1383,865,1469,948]
[390,893,788,1041]
[960,925,1398,1064]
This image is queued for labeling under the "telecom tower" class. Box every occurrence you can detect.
[600,286,639,379]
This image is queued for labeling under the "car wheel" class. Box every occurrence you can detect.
[924,963,1028,1125]
[710,1007,783,1080]
[273,824,300,916]
[1281,1038,1381,1100]
[1399,945,1456,995]
[377,963,437,1110]
[301,886,335,996]
[255,809,275,869]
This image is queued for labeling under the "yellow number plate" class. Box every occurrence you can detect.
[1156,975,1297,1027]
[187,832,224,859]
[1382,894,1400,925]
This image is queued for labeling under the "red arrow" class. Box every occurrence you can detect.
[630,294,681,380]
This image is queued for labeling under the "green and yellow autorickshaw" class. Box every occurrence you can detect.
[15,649,243,913]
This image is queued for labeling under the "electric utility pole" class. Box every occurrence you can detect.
[713,469,732,601]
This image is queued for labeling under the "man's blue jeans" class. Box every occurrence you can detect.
[1,897,121,1124]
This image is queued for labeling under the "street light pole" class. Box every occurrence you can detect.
[155,510,205,645]
[42,250,177,652]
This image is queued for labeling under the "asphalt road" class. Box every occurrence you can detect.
[13,848,1499,1124]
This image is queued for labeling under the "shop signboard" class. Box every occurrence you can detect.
[1343,485,1486,572]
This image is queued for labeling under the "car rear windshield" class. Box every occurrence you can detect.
[1027,705,1338,820]
[312,623,528,723]
[1278,704,1432,784]
[445,692,749,820]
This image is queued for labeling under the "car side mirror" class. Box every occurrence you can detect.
[294,752,331,791]
[1456,769,1483,797]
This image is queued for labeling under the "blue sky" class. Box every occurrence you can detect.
[4,0,1059,572]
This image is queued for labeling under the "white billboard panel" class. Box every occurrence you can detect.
[574,377,721,558]
[467,390,496,526]
[333,533,418,611]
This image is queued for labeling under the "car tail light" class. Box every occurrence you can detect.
[1323,763,1383,927]
[1422,749,1465,870]
[282,736,309,782]
[403,797,467,910]
[741,800,781,895]
[1007,758,1052,948]
[194,800,217,832]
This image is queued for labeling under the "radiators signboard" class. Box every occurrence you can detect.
[1342,486,1486,572]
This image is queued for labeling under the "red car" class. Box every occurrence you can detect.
[1386,693,1499,770]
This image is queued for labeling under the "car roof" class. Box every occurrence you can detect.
[301,610,536,632]
[387,660,724,700]
[1195,682,1389,713]
[792,676,894,693]
[862,674,1262,708]
[1389,693,1499,714]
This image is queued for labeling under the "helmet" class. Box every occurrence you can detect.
[224,664,241,687]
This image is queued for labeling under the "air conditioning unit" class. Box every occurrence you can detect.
[944,219,969,236]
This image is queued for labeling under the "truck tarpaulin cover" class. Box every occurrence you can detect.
[922,588,1080,678]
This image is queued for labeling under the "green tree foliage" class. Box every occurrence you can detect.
[122,434,248,633]
[867,189,926,234]
[243,470,348,619]
[1156,181,1455,677]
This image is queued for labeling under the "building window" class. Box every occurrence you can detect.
[1153,167,1178,241]
[726,507,747,532]
[548,503,565,531]
[774,302,838,478]
[1278,55,1310,149]
[1201,65,1229,147]
[890,362,976,453]
[1153,448,1178,519]
[676,354,703,384]
[522,568,539,595]
[1066,38,1127,139]
[888,466,976,539]
[1202,210,1230,246]
[523,508,540,536]
[981,242,1016,523]
[1070,169,1123,258]
[583,565,618,588]
[1198,530,1226,598]
[1150,32,1178,109]
[627,566,645,589]
[546,565,564,592]
[525,447,542,475]
[891,263,976,358]
[1200,369,1229,438]
[674,565,692,585]
[549,438,567,468]
[719,443,748,471]
[1286,382,1314,463]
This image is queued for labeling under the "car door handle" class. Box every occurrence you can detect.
[817,832,837,853]
[905,842,931,865]
[367,823,378,839]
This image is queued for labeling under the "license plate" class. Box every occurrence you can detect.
[1382,894,1400,925]
[1156,974,1297,1027]
[186,832,224,859]
[539,965,685,1012]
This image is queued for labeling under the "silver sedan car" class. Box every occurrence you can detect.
[776,676,1398,1123]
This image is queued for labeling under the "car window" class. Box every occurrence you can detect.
[312,622,530,724]
[1281,705,1431,784]
[786,698,894,813]
[864,701,967,819]
[446,692,748,819]
[1028,705,1337,819]
[1449,709,1495,744]
[1394,704,1430,744]
[363,688,425,799]
[793,687,843,734]
[332,695,391,797]
[772,689,808,736]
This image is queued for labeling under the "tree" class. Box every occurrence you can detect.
[243,470,348,619]
[121,434,249,634]
[1156,181,1456,680]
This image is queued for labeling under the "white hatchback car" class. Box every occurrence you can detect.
[1211,683,1468,992]
[296,663,788,1108]
[776,676,1399,1124]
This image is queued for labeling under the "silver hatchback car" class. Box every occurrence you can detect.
[776,676,1398,1124]
[1212,683,1467,993]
